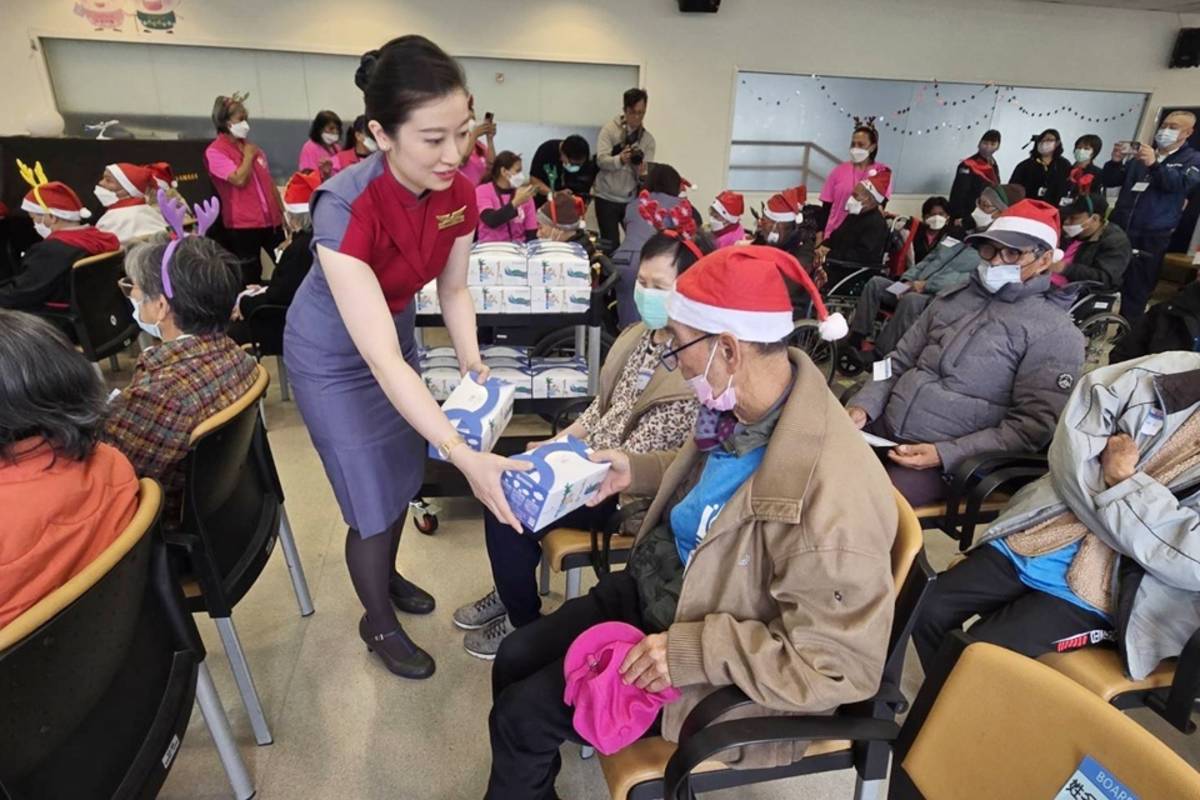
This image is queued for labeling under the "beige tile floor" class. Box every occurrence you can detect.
[144,357,1199,800]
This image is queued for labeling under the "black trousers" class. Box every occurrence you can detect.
[486,570,654,800]
[913,544,1112,670]
[483,498,617,628]
[221,225,284,286]
[593,197,628,254]
[1120,231,1174,322]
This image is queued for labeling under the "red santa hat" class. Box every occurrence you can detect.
[667,245,848,343]
[146,161,177,189]
[763,186,807,223]
[283,170,322,214]
[106,162,154,197]
[711,190,744,224]
[22,181,91,221]
[858,166,892,204]
[966,198,1060,252]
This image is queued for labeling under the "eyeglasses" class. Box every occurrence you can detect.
[974,242,1032,265]
[659,333,713,372]
[117,277,135,299]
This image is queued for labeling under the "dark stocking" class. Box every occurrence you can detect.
[345,526,399,636]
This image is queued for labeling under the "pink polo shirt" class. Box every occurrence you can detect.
[298,139,341,175]
[459,141,489,186]
[820,160,894,238]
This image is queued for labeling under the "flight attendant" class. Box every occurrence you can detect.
[284,35,527,680]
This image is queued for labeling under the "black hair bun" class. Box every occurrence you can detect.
[355,49,381,92]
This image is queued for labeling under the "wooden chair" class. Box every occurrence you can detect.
[0,480,254,800]
[171,363,314,747]
[601,488,935,800]
[889,633,1200,799]
[34,249,138,374]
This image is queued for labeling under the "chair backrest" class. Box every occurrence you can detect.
[890,488,924,590]
[68,249,138,361]
[244,302,288,358]
[182,364,280,614]
[0,480,202,799]
[877,490,935,698]
[893,639,1200,799]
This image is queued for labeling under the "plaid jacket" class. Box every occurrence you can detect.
[104,333,258,525]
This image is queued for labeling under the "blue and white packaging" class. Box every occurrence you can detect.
[468,286,486,311]
[532,365,590,399]
[488,367,534,398]
[423,346,456,360]
[1053,756,1137,800]
[531,287,567,313]
[564,288,591,314]
[501,259,530,286]
[469,243,523,286]
[502,287,532,313]
[419,357,461,370]
[429,374,516,461]
[415,281,440,314]
[528,242,590,287]
[482,357,529,370]
[501,436,610,534]
[422,367,462,402]
[482,345,529,361]
[479,286,504,313]
[529,259,563,286]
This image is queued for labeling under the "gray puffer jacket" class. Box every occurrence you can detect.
[850,272,1085,471]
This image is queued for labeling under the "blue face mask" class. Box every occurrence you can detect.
[633,284,671,330]
[563,162,582,174]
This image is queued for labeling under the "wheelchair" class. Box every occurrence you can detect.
[789,256,891,383]
[1070,283,1131,373]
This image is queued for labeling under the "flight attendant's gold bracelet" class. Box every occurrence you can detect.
[436,434,467,461]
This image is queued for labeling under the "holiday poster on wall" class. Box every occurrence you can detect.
[72,0,182,34]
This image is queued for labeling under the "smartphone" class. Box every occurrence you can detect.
[484,111,494,122]
[1122,140,1141,153]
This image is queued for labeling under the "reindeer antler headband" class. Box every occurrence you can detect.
[157,188,220,299]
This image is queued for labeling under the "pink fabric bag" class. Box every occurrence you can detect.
[563,621,682,755]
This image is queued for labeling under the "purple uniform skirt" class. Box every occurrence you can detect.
[284,268,424,538]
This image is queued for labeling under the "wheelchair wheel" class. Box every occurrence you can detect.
[788,320,836,385]
[530,327,615,422]
[1078,312,1130,373]
[835,345,865,377]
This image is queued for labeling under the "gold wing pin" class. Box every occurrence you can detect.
[436,205,467,230]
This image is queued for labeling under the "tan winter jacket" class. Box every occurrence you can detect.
[625,349,898,769]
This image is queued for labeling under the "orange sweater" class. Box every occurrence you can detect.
[0,440,139,629]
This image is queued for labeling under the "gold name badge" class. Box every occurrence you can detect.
[437,206,467,230]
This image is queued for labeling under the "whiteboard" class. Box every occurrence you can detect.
[42,38,637,180]
[729,71,1148,196]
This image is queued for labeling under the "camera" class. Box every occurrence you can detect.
[630,147,645,166]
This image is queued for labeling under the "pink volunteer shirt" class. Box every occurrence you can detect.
[204,147,273,226]
[820,160,894,238]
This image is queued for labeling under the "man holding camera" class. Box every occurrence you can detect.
[594,88,656,252]
[1102,111,1200,321]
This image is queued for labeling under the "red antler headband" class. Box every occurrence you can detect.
[637,191,702,259]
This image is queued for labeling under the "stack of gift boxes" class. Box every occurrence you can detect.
[419,345,590,403]
[415,241,593,316]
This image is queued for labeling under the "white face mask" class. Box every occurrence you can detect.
[34,220,52,239]
[1037,140,1056,156]
[849,147,871,164]
[1063,222,1086,238]
[363,136,378,153]
[978,262,1023,293]
[94,185,120,207]
[321,131,339,146]
[1074,148,1093,164]
[1155,128,1181,149]
[710,217,730,231]
[844,197,865,216]
[766,230,780,244]
[228,120,250,139]
[925,214,948,231]
[971,207,994,229]
[507,170,528,188]
[130,296,163,340]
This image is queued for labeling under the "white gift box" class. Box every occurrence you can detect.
[419,357,461,370]
[469,244,524,286]
[481,345,529,361]
[528,258,563,287]
[502,287,532,313]
[487,367,534,399]
[564,288,591,313]
[415,281,440,315]
[532,365,590,399]
[479,286,504,314]
[501,436,610,534]
[527,242,590,286]
[530,286,567,313]
[482,357,529,370]
[423,346,456,360]
[422,367,462,402]
[500,259,531,286]
[468,286,486,312]
[428,375,516,461]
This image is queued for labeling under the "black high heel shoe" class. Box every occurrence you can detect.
[358,614,436,679]
[389,574,436,615]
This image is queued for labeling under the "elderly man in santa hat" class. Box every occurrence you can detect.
[847,199,1085,508]
[816,166,891,268]
[2,174,119,315]
[94,162,170,245]
[485,245,899,797]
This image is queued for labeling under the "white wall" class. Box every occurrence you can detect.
[3,0,1198,215]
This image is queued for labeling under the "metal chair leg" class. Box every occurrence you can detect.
[565,567,582,600]
[278,506,314,617]
[92,362,105,381]
[195,659,256,800]
[276,356,291,402]
[538,553,550,596]
[853,775,885,800]
[213,616,273,746]
[258,398,268,431]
